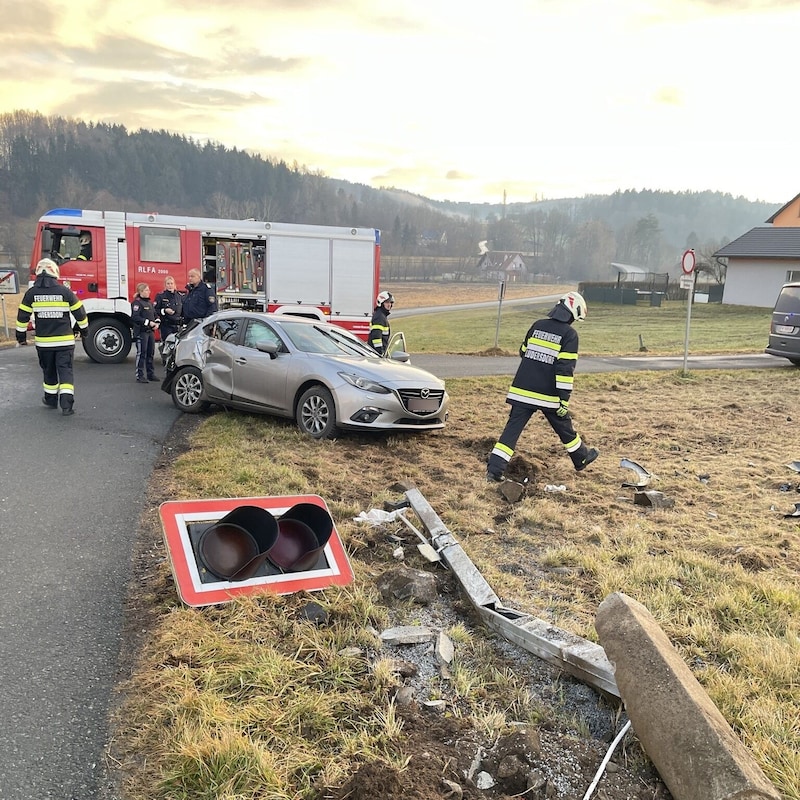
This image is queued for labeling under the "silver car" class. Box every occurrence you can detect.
[161,311,449,438]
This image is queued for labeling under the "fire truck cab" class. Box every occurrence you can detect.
[32,208,380,364]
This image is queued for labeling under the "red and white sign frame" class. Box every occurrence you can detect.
[681,249,696,275]
[159,494,354,607]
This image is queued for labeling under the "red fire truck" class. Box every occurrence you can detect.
[29,208,381,363]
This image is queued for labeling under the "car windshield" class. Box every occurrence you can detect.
[279,320,376,357]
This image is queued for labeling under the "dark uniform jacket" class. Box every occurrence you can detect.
[369,306,390,355]
[16,274,88,347]
[506,306,578,411]
[131,295,158,338]
[182,281,217,321]
[154,289,183,329]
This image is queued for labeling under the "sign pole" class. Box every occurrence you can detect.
[680,250,696,376]
[493,279,506,350]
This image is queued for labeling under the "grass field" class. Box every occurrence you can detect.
[114,367,800,800]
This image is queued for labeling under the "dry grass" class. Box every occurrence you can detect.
[117,368,800,799]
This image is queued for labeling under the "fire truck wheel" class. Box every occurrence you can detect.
[171,366,210,413]
[296,385,339,439]
[83,318,132,364]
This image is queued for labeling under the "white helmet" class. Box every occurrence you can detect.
[36,258,60,279]
[560,291,587,322]
[79,233,91,246]
[376,291,394,306]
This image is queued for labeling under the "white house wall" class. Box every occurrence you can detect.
[723,258,800,307]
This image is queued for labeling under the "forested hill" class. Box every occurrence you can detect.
[0,110,781,278]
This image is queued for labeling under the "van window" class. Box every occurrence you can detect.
[774,285,800,314]
[140,227,181,263]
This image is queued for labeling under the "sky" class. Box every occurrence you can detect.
[1,0,798,206]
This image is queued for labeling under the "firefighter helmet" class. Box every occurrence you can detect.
[559,291,587,321]
[376,291,394,306]
[35,258,60,280]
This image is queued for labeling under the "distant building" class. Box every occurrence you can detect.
[418,230,448,248]
[477,251,528,282]
[714,193,800,307]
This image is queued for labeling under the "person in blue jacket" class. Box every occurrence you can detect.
[131,282,160,383]
[182,268,217,322]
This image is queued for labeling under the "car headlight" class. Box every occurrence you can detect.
[339,372,391,394]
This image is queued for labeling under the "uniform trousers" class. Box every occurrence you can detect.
[487,401,589,476]
[37,346,75,410]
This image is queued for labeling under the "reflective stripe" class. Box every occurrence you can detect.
[60,384,75,396]
[559,351,578,361]
[491,443,513,462]
[556,375,574,390]
[34,336,76,346]
[507,386,559,408]
[563,435,582,453]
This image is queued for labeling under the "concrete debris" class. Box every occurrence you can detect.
[698,473,710,483]
[544,484,567,493]
[596,592,781,800]
[787,460,800,473]
[392,546,405,560]
[393,686,415,707]
[380,625,435,645]
[499,480,526,503]
[476,771,495,789]
[422,699,446,712]
[633,490,675,509]
[436,630,455,665]
[376,565,438,604]
[619,458,652,488]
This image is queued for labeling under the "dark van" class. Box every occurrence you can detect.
[765,282,800,366]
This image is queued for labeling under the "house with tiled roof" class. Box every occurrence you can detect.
[477,251,528,281]
[714,195,800,307]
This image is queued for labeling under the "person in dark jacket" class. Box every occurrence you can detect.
[369,290,394,355]
[486,292,598,481]
[155,275,183,337]
[131,282,160,383]
[182,268,217,321]
[15,258,89,416]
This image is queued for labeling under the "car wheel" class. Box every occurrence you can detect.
[296,386,339,439]
[171,366,210,413]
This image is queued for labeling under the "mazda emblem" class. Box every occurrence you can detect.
[420,388,430,398]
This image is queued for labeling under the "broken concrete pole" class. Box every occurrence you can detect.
[596,592,780,800]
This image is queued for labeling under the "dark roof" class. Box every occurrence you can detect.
[766,192,800,224]
[714,226,800,259]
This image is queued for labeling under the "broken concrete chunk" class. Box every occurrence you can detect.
[422,698,446,712]
[376,565,438,604]
[499,480,526,503]
[784,502,800,518]
[633,490,675,509]
[380,625,435,645]
[596,592,781,800]
[436,630,455,665]
[620,457,652,488]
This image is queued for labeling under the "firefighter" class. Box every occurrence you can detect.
[131,282,160,383]
[77,233,92,260]
[486,291,598,481]
[182,268,217,321]
[369,290,394,355]
[15,258,89,416]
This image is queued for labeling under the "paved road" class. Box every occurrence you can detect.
[0,343,179,800]
[0,332,791,800]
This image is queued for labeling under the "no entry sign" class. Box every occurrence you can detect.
[159,494,353,607]
[681,249,696,275]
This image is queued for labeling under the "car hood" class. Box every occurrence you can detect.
[322,354,445,388]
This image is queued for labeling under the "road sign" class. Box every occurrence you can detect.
[679,274,695,290]
[0,269,19,294]
[159,494,353,607]
[681,249,696,275]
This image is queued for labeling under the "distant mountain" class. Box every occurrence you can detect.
[0,110,782,279]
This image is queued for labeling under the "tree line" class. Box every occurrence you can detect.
[0,110,780,281]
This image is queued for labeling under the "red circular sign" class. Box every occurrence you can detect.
[681,249,696,275]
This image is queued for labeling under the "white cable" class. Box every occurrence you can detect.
[582,719,632,800]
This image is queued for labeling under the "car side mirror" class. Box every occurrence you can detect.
[389,350,410,363]
[256,341,279,359]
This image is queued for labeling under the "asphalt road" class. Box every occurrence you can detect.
[0,343,179,800]
[0,335,791,800]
